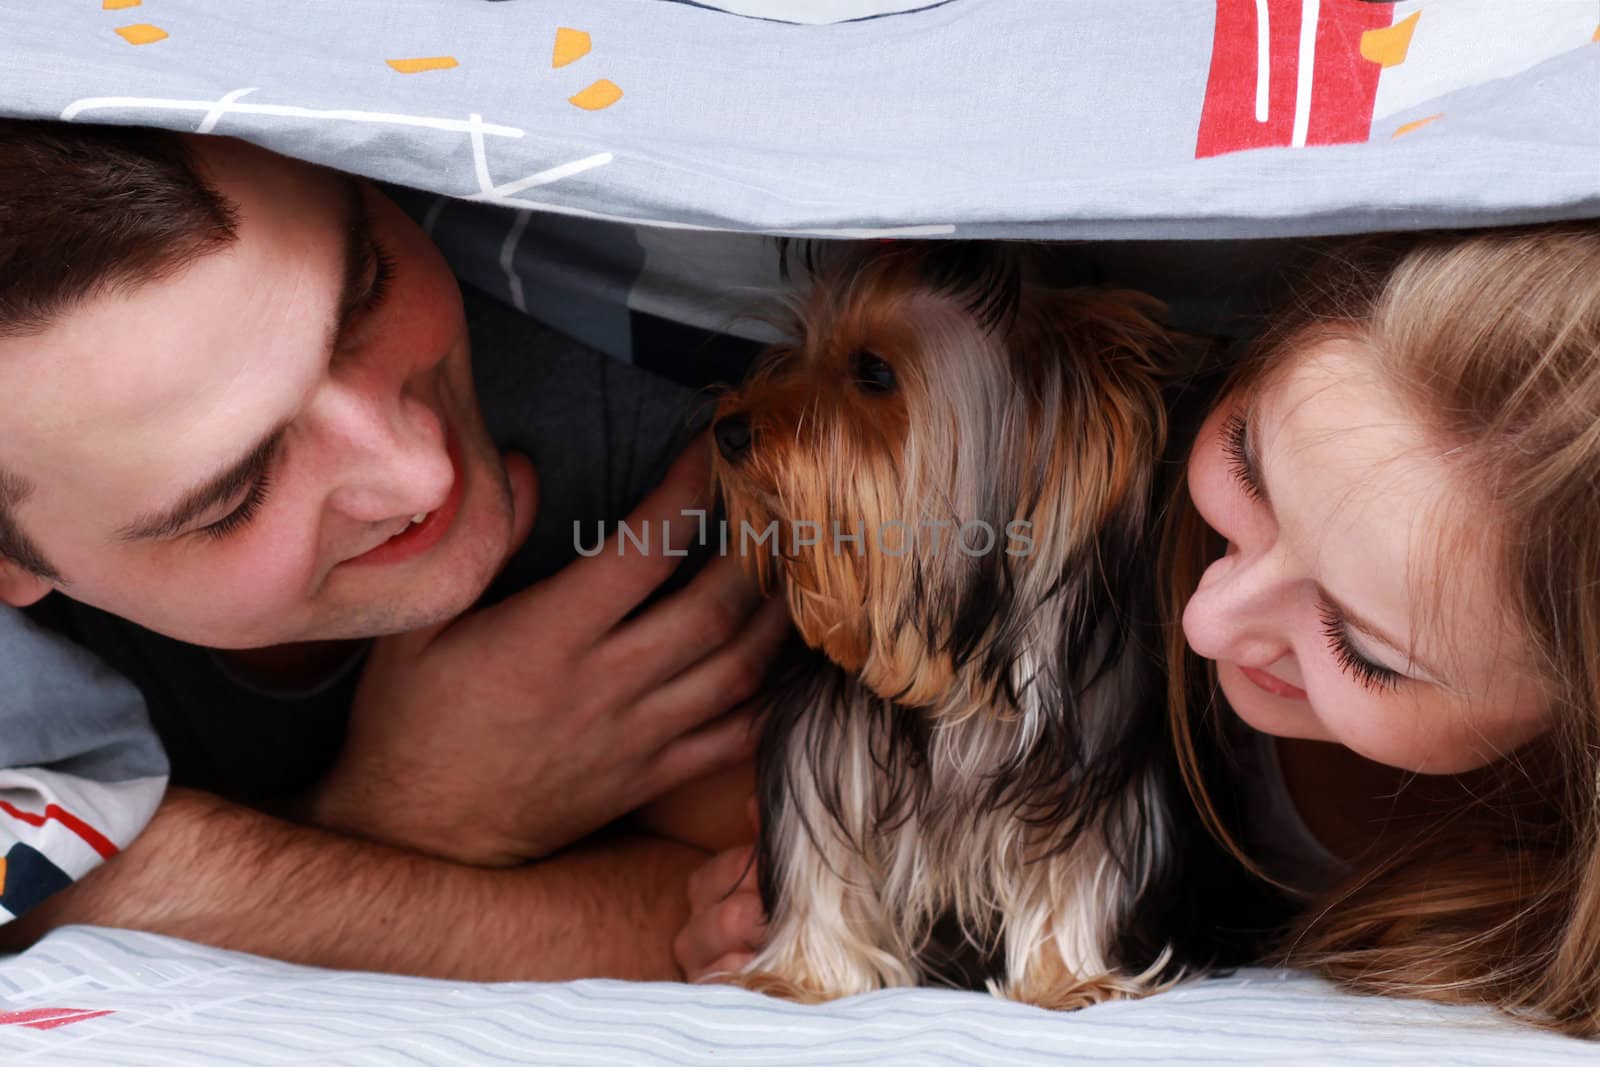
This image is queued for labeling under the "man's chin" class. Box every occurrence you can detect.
[309,454,515,642]
[308,537,508,643]
[301,581,488,644]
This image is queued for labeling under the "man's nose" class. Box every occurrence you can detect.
[1182,542,1296,669]
[311,382,452,523]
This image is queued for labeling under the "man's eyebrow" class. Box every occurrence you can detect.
[116,428,287,541]
[116,176,372,544]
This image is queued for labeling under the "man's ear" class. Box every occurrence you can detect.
[0,563,53,607]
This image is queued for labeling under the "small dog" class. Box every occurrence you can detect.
[710,242,1207,1008]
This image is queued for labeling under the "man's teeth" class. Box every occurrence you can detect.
[410,513,428,525]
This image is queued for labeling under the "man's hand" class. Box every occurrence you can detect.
[634,759,758,855]
[0,789,706,983]
[308,435,790,866]
[674,798,769,983]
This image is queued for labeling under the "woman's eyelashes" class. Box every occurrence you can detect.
[1220,411,1264,502]
[1222,408,1404,696]
[1319,603,1403,694]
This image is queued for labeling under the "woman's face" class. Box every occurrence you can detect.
[1182,341,1553,774]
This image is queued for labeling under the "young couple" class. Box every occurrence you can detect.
[3,121,1597,1035]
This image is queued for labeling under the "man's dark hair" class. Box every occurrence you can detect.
[0,119,239,581]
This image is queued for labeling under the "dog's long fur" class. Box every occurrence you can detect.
[711,242,1207,1007]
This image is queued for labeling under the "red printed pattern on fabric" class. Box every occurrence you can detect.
[1197,0,1393,157]
[0,801,119,860]
[0,1008,115,1031]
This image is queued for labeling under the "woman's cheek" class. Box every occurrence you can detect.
[1301,660,1426,770]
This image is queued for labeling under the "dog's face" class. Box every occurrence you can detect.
[713,244,1181,711]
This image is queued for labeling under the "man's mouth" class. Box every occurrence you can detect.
[342,439,465,567]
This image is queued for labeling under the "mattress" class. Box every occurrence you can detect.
[0,927,1591,1066]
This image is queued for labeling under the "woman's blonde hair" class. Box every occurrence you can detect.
[1164,221,1600,1034]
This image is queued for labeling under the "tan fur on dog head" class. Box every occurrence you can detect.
[713,244,1189,712]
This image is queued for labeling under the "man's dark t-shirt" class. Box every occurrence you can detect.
[26,284,713,804]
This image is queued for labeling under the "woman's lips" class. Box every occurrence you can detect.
[1238,664,1308,700]
[342,441,464,567]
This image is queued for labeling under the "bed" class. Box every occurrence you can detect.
[0,927,1592,1066]
[2,1,1598,1062]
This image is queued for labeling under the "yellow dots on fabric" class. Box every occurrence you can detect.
[386,56,459,74]
[1360,11,1420,68]
[102,0,141,10]
[554,28,621,110]
[553,28,591,68]
[569,79,623,111]
[1392,114,1443,139]
[114,23,168,45]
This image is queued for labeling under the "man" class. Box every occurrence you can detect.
[0,120,784,979]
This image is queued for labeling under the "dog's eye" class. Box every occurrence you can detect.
[852,351,896,394]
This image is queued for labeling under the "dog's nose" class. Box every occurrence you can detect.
[714,414,752,462]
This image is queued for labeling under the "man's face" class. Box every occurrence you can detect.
[0,135,518,648]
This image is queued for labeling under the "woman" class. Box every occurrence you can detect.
[676,221,1600,1035]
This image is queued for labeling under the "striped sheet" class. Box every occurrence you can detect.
[0,928,1590,1066]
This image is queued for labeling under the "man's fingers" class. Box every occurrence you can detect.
[605,556,778,706]
[686,844,759,911]
[675,888,766,982]
[624,595,788,742]
[526,435,713,640]
[501,450,539,570]
[678,895,766,982]
[648,704,762,800]
[690,952,756,985]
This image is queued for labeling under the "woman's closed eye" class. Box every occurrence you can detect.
[1221,410,1264,502]
[1318,601,1403,694]
[1222,407,1407,695]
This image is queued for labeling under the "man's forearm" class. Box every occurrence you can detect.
[0,788,705,982]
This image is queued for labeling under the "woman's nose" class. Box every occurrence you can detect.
[309,381,452,524]
[1181,542,1296,669]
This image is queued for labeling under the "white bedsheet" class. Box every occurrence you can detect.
[0,927,1591,1066]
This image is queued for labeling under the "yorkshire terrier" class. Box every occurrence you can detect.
[709,242,1213,1009]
